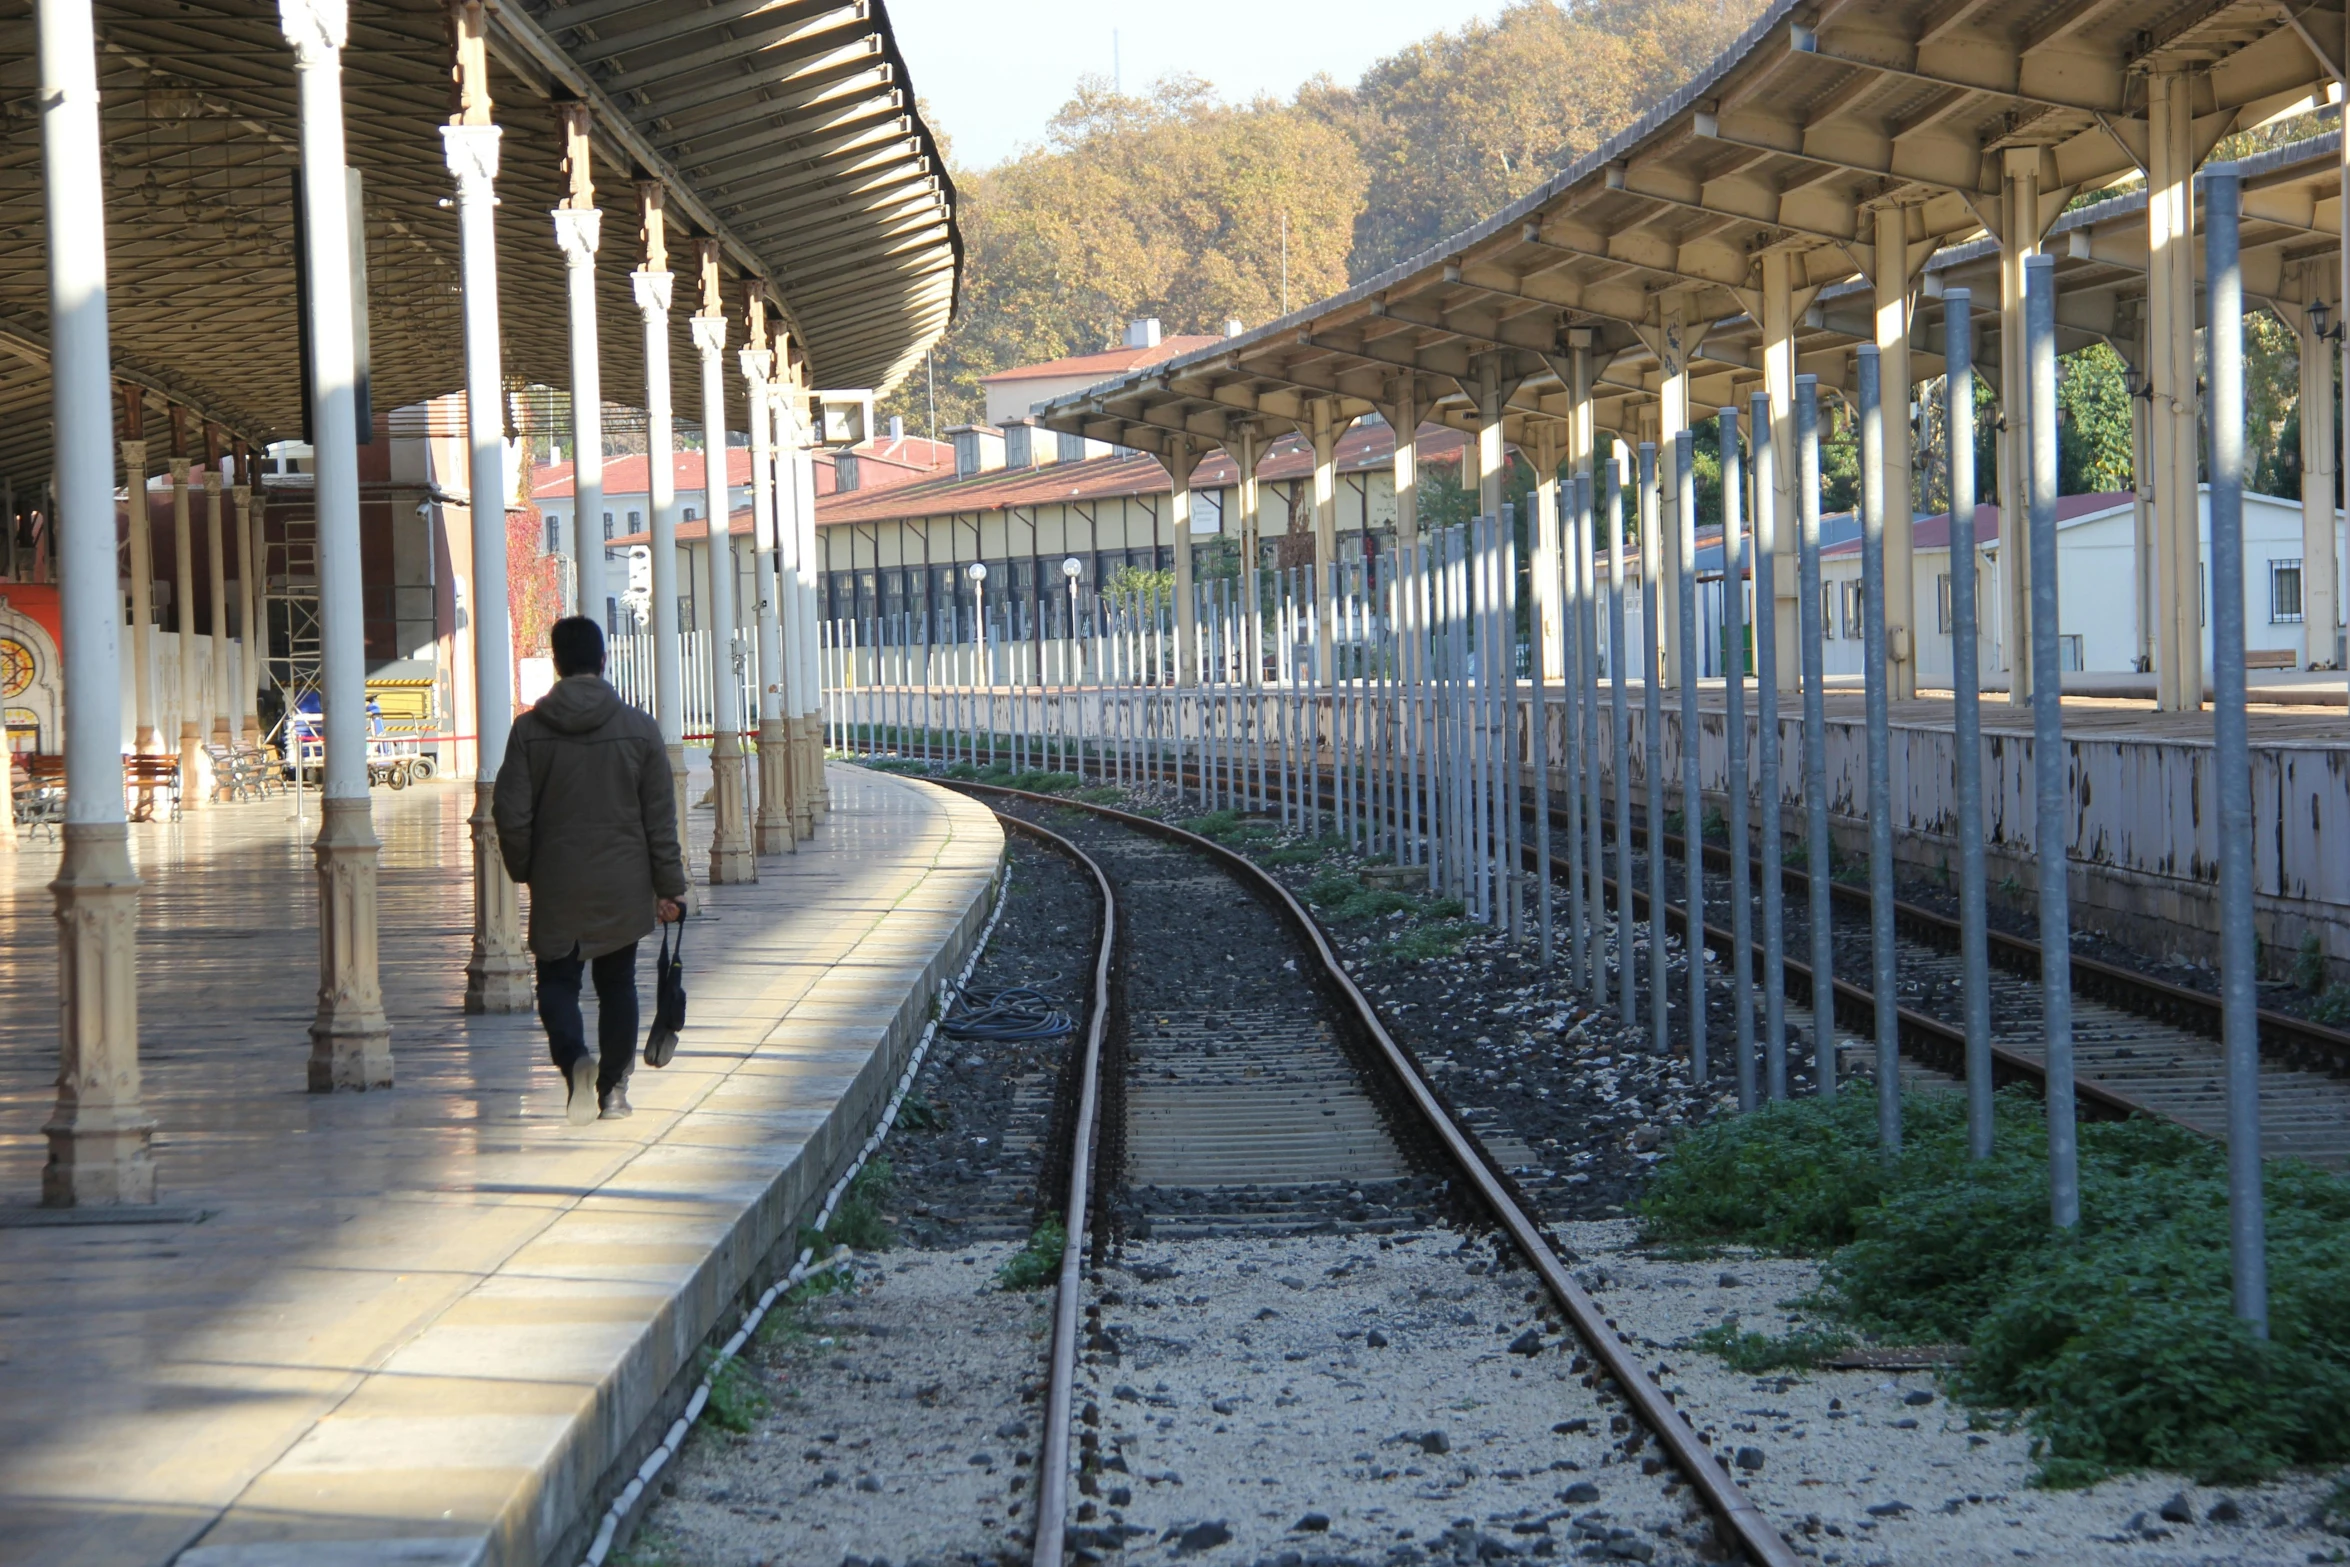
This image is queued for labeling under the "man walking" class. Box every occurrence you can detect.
[495,616,688,1123]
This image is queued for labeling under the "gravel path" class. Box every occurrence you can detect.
[620,1243,1050,1567]
[1073,1231,1713,1567]
[1554,1219,2347,1567]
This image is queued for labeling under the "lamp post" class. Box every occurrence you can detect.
[969,561,989,765]
[1063,557,1083,776]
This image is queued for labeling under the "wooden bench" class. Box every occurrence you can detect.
[2245,647,2297,671]
[124,754,181,822]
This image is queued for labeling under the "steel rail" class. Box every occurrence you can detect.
[980,811,1114,1567]
[860,738,2337,1085]
[1664,824,2350,1081]
[945,779,1805,1567]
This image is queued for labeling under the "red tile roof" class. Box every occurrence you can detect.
[1815,493,2126,557]
[531,447,752,501]
[979,336,1227,385]
[816,434,954,496]
[815,423,1472,527]
[607,506,755,548]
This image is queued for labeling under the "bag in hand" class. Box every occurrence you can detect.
[645,918,688,1068]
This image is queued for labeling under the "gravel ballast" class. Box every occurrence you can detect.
[1075,1231,1713,1567]
[621,1243,1051,1567]
[1555,1219,2348,1567]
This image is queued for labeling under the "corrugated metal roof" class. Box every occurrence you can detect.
[0,0,956,491]
[514,0,959,396]
[981,336,1226,384]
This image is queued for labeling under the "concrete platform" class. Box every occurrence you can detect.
[0,763,1002,1567]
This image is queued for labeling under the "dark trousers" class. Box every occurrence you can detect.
[538,942,640,1091]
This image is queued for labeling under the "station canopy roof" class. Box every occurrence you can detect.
[1035,0,2343,461]
[0,0,957,488]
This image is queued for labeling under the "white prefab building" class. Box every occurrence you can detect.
[1687,489,2346,682]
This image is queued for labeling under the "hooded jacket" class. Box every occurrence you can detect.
[492,674,688,960]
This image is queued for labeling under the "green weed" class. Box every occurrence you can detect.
[1263,846,1323,867]
[1640,1089,2350,1485]
[1379,921,1472,962]
[895,1094,944,1132]
[1690,1320,1855,1371]
[2312,986,2350,1027]
[703,1350,767,1432]
[1077,786,1124,805]
[2296,932,2333,995]
[803,1159,896,1254]
[996,1217,1068,1290]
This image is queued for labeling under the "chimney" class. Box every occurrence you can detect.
[1224,318,1245,338]
[888,414,904,441]
[835,450,861,493]
[1123,317,1162,349]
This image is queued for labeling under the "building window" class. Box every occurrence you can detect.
[1192,488,1224,534]
[628,510,642,532]
[1937,572,1952,633]
[836,451,861,492]
[544,514,562,555]
[1839,580,1865,639]
[2272,558,2304,623]
[602,511,616,541]
[683,506,697,522]
[2060,633,2084,672]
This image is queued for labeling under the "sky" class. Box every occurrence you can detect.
[882,0,1508,171]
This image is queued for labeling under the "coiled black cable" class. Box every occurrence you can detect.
[943,984,1075,1042]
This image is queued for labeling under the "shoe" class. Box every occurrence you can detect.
[599,1082,634,1120]
[565,1056,599,1126]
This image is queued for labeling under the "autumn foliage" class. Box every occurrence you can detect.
[900,0,1769,430]
[507,504,564,662]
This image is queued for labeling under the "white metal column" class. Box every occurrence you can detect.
[693,278,753,883]
[40,0,153,1202]
[291,0,396,1081]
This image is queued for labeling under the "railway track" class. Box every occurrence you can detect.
[859,744,2350,1169]
[1646,822,2350,1166]
[954,783,1806,1567]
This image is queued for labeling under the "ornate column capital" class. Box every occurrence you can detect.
[553,206,602,265]
[690,314,729,358]
[120,438,147,468]
[203,466,223,495]
[632,268,673,316]
[278,0,347,63]
[440,122,502,193]
[739,346,773,386]
[168,456,191,482]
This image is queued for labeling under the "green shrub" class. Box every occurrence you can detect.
[1638,1089,1900,1254]
[2311,985,2350,1027]
[996,1217,1067,1290]
[1643,1089,2350,1484]
[1077,786,1123,805]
